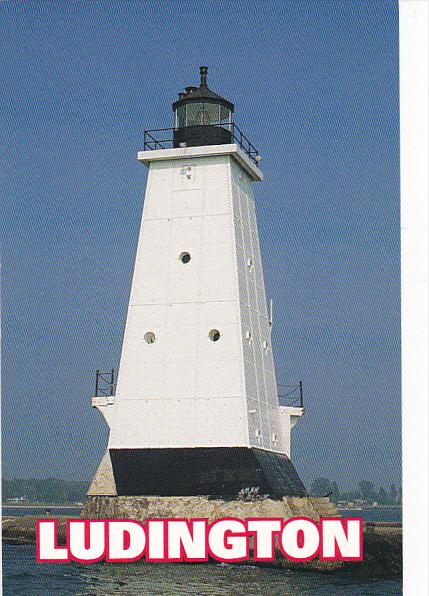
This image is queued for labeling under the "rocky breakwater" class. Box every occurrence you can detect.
[2,497,402,578]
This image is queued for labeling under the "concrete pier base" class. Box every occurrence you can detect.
[82,494,339,522]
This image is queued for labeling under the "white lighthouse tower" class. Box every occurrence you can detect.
[89,67,305,498]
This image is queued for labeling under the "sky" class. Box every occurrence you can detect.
[1,1,400,490]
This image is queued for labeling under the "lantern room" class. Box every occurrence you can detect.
[172,66,234,148]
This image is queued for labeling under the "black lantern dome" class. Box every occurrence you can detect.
[173,66,234,148]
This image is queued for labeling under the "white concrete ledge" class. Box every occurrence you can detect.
[137,143,263,182]
[92,396,115,408]
[279,406,305,417]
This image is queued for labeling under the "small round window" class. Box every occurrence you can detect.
[144,331,156,344]
[209,329,221,342]
[179,252,191,264]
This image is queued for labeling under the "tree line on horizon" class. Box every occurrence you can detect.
[2,478,90,504]
[310,478,402,506]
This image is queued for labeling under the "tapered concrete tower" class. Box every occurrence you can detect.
[89,67,306,498]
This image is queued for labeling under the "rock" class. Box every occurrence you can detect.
[2,503,402,578]
[2,515,68,546]
[81,494,340,522]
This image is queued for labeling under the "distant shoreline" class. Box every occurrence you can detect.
[2,504,82,509]
[339,505,402,510]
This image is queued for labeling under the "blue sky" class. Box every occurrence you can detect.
[1,1,400,490]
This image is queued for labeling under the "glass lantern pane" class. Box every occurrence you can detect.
[175,105,186,128]
[203,103,220,125]
[220,105,231,123]
[186,102,205,126]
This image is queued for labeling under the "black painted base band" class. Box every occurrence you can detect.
[109,447,306,498]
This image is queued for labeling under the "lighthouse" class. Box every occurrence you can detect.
[89,67,306,499]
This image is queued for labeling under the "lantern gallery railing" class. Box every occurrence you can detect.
[278,381,304,408]
[94,370,303,406]
[95,369,116,397]
[143,123,260,167]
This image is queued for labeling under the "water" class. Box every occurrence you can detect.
[2,507,82,518]
[2,506,403,523]
[338,508,402,523]
[2,544,402,596]
[2,507,402,595]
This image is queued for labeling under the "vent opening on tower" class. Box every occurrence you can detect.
[209,329,221,342]
[179,252,191,264]
[144,332,156,344]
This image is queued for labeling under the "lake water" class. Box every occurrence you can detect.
[2,507,402,595]
[2,544,402,596]
[2,505,403,522]
[2,506,82,518]
[338,507,402,523]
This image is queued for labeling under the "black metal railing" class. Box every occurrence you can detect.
[278,381,304,408]
[95,369,116,397]
[143,122,260,166]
